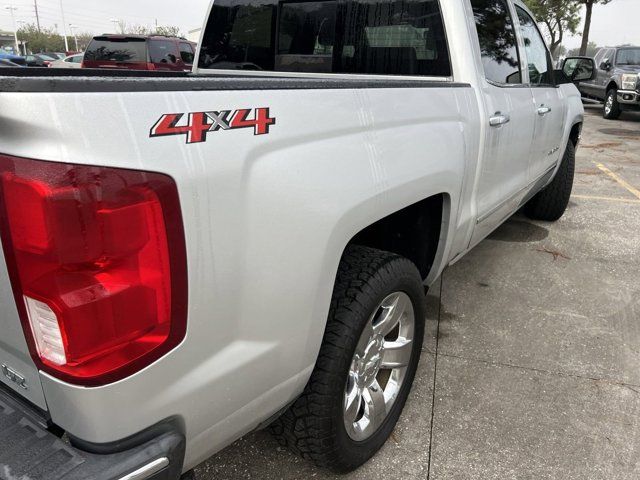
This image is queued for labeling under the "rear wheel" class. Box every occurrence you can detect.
[270,245,426,472]
[604,88,622,120]
[524,141,575,222]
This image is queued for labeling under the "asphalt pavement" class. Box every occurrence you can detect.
[196,104,640,480]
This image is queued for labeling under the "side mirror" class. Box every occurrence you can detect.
[561,56,597,84]
[599,59,611,71]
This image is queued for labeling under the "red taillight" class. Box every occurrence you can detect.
[0,155,187,386]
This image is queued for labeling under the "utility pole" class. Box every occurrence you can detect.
[5,5,20,55]
[33,0,41,32]
[59,0,69,52]
[69,24,79,51]
[110,18,119,33]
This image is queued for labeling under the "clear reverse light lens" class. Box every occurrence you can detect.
[24,296,67,366]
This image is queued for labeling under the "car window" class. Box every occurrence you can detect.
[199,0,451,77]
[179,43,195,64]
[593,49,605,66]
[515,6,553,86]
[616,48,640,66]
[149,40,178,64]
[470,0,522,85]
[71,55,83,63]
[85,38,147,63]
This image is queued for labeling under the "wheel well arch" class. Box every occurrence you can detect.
[569,122,582,147]
[347,194,446,280]
[606,81,618,93]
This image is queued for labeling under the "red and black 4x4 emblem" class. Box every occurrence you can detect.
[150,107,276,144]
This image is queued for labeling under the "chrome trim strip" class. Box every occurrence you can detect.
[119,457,170,480]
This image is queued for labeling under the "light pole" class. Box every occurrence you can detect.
[59,0,69,52]
[4,5,20,55]
[69,24,79,52]
[17,20,27,54]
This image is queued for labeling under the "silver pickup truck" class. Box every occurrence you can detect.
[0,0,594,479]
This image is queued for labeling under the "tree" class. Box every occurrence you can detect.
[524,0,581,57]
[575,0,613,56]
[17,23,66,53]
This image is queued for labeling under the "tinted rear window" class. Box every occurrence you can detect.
[199,0,451,77]
[85,38,147,63]
[149,40,179,64]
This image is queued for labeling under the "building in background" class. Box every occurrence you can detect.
[187,28,201,43]
[0,30,27,55]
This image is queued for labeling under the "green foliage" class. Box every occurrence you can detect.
[17,24,66,53]
[524,0,581,57]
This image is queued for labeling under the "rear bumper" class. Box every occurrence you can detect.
[0,384,185,480]
[617,90,640,109]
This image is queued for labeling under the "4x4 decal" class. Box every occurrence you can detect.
[150,108,276,144]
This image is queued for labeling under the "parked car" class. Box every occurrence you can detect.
[83,34,196,71]
[0,52,25,66]
[24,54,56,67]
[0,58,23,67]
[41,52,66,60]
[49,53,84,69]
[579,46,640,119]
[0,0,594,479]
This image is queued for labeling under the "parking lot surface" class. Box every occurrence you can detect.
[197,105,640,479]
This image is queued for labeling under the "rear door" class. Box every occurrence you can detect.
[469,0,536,246]
[514,3,565,181]
[0,248,47,409]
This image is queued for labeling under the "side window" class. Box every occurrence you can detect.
[470,0,522,85]
[515,6,554,86]
[593,49,605,66]
[180,43,195,64]
[199,0,451,77]
[149,40,178,64]
[73,56,83,63]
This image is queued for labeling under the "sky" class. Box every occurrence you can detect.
[0,0,639,49]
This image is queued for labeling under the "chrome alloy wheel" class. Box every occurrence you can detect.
[605,93,614,115]
[343,292,415,441]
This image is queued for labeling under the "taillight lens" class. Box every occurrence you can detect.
[0,155,187,386]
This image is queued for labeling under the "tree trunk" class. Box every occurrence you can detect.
[580,1,594,56]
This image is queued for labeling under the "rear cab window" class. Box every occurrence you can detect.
[198,0,451,77]
[85,37,147,63]
[180,43,195,64]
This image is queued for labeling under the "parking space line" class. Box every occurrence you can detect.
[572,194,640,204]
[594,163,640,200]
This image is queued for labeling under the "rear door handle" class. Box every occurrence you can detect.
[489,113,511,127]
[537,106,552,116]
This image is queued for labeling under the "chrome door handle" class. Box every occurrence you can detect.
[537,106,552,116]
[489,113,511,127]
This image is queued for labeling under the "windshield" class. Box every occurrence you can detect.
[616,48,640,66]
[84,38,147,63]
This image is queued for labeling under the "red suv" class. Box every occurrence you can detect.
[83,35,196,71]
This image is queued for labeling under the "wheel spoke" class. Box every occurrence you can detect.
[374,293,409,337]
[344,386,362,424]
[381,338,413,369]
[363,380,387,431]
[355,321,374,356]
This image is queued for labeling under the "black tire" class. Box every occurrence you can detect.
[180,471,196,480]
[270,245,426,473]
[524,141,576,222]
[604,88,622,120]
